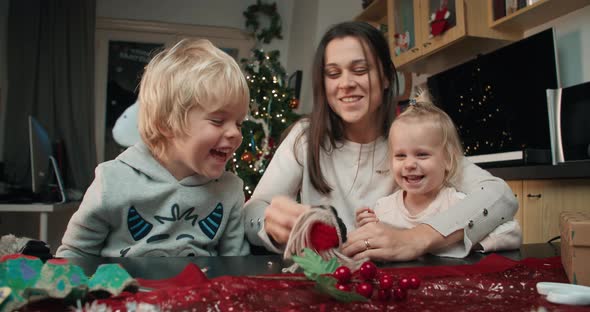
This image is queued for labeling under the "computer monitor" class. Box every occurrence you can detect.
[28,116,66,203]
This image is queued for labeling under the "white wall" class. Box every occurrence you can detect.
[286,0,363,113]
[0,0,9,164]
[96,0,363,114]
[97,0,295,72]
[526,5,590,88]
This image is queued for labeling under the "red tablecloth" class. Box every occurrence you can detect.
[24,254,588,311]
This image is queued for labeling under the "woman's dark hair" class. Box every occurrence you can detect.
[300,21,398,195]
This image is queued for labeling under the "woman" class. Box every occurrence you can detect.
[243,21,517,261]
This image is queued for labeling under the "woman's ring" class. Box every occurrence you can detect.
[364,239,371,250]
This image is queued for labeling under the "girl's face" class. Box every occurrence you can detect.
[323,36,386,139]
[389,119,449,201]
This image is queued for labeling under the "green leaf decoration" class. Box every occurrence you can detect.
[292,248,338,281]
[316,275,368,303]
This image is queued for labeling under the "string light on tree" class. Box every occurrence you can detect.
[449,62,513,156]
[230,3,301,199]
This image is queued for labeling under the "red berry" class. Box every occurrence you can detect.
[378,274,394,290]
[333,266,352,283]
[359,261,377,280]
[409,276,421,289]
[377,288,391,301]
[336,283,352,292]
[355,282,374,298]
[398,277,410,290]
[393,287,407,301]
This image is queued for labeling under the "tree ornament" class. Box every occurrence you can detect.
[241,151,254,162]
[289,97,299,109]
[243,0,283,44]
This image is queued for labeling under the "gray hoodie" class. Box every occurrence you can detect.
[57,142,250,257]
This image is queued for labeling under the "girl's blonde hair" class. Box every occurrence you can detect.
[138,38,249,159]
[389,90,464,185]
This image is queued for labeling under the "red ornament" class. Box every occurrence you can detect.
[409,276,421,289]
[289,98,299,109]
[309,222,339,251]
[398,277,411,290]
[359,261,377,280]
[335,283,351,292]
[333,266,352,284]
[378,274,394,290]
[241,151,254,162]
[355,282,373,298]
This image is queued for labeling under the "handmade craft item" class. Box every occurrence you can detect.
[0,255,137,312]
[283,205,363,272]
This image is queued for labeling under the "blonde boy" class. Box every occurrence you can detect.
[58,39,250,257]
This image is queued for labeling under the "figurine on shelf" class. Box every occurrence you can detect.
[429,0,451,38]
[394,31,410,56]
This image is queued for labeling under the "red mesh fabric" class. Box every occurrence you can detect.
[23,255,588,311]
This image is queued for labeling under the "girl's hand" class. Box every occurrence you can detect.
[341,223,438,262]
[263,196,310,245]
[355,207,379,227]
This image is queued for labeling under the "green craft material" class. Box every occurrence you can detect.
[0,256,137,312]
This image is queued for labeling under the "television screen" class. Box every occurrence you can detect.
[427,28,559,165]
[549,81,590,162]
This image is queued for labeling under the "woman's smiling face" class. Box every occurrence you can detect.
[323,36,386,139]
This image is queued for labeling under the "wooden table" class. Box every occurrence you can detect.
[65,243,560,279]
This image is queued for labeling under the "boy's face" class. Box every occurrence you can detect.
[165,100,248,180]
[389,119,448,200]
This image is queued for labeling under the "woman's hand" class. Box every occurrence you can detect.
[355,207,379,227]
[263,196,310,245]
[341,223,447,262]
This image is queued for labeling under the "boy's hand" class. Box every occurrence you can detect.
[355,206,379,227]
[264,196,310,245]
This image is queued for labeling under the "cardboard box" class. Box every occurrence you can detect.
[560,211,590,286]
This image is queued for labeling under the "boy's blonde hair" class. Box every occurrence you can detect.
[138,38,249,159]
[389,90,464,185]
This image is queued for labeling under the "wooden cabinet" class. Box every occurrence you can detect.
[356,0,520,74]
[506,179,590,244]
[488,0,590,32]
[506,180,523,227]
[356,0,589,74]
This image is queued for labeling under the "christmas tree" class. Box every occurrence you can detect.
[229,2,301,199]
